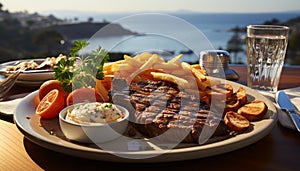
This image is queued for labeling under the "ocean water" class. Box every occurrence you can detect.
[49,11,300,64]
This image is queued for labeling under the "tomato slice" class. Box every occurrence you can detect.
[66,88,105,106]
[36,89,65,119]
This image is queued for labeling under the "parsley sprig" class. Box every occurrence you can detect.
[54,40,109,92]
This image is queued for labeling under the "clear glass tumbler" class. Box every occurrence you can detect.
[246,25,289,93]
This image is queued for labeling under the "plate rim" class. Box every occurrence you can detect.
[14,79,278,163]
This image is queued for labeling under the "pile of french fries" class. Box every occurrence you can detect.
[99,52,221,97]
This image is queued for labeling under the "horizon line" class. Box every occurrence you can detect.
[9,9,300,15]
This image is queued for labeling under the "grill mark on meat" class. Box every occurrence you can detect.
[145,105,163,113]
[130,94,150,105]
[135,103,147,111]
[136,111,158,124]
[111,79,229,143]
[168,103,181,110]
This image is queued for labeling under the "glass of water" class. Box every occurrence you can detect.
[246,25,289,93]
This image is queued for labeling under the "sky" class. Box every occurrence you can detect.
[2,0,300,14]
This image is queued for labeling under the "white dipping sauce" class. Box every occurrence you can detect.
[66,103,124,124]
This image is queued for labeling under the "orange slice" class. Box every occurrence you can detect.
[36,89,65,119]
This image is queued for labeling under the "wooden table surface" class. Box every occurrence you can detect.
[1,65,300,171]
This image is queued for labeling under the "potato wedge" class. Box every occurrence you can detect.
[237,100,268,121]
[224,111,250,132]
[205,83,233,100]
[236,86,247,105]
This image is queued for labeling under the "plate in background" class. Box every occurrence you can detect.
[0,59,54,86]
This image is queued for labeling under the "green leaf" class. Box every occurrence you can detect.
[69,40,89,57]
[54,40,110,92]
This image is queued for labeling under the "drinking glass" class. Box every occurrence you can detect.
[246,25,289,93]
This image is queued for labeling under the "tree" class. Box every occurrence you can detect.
[88,17,93,23]
[287,32,300,65]
[264,18,280,25]
[32,29,64,55]
[289,32,300,50]
[226,31,244,63]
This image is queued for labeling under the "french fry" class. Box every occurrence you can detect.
[150,72,189,88]
[152,62,179,71]
[191,64,201,70]
[181,62,207,82]
[133,52,153,62]
[127,54,160,82]
[124,56,143,67]
[181,62,193,71]
[103,60,124,74]
[123,54,132,59]
[191,64,206,75]
[197,80,211,91]
[193,69,207,82]
[100,52,214,97]
[111,63,125,72]
[167,54,183,64]
[197,78,221,91]
[170,70,190,78]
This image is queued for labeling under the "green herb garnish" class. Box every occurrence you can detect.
[54,40,109,92]
[104,103,113,108]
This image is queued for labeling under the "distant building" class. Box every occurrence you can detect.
[2,11,65,29]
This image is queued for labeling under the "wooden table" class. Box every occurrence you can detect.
[1,66,300,171]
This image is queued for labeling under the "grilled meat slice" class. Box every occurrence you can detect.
[110,78,228,143]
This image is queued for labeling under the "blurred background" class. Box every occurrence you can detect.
[1,0,300,65]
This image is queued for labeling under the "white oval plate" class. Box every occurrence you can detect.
[0,59,54,86]
[14,79,277,163]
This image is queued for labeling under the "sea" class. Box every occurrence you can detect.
[44,11,300,64]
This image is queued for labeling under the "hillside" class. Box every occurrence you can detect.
[48,22,138,40]
[0,8,137,63]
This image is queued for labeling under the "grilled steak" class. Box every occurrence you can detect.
[110,78,228,144]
